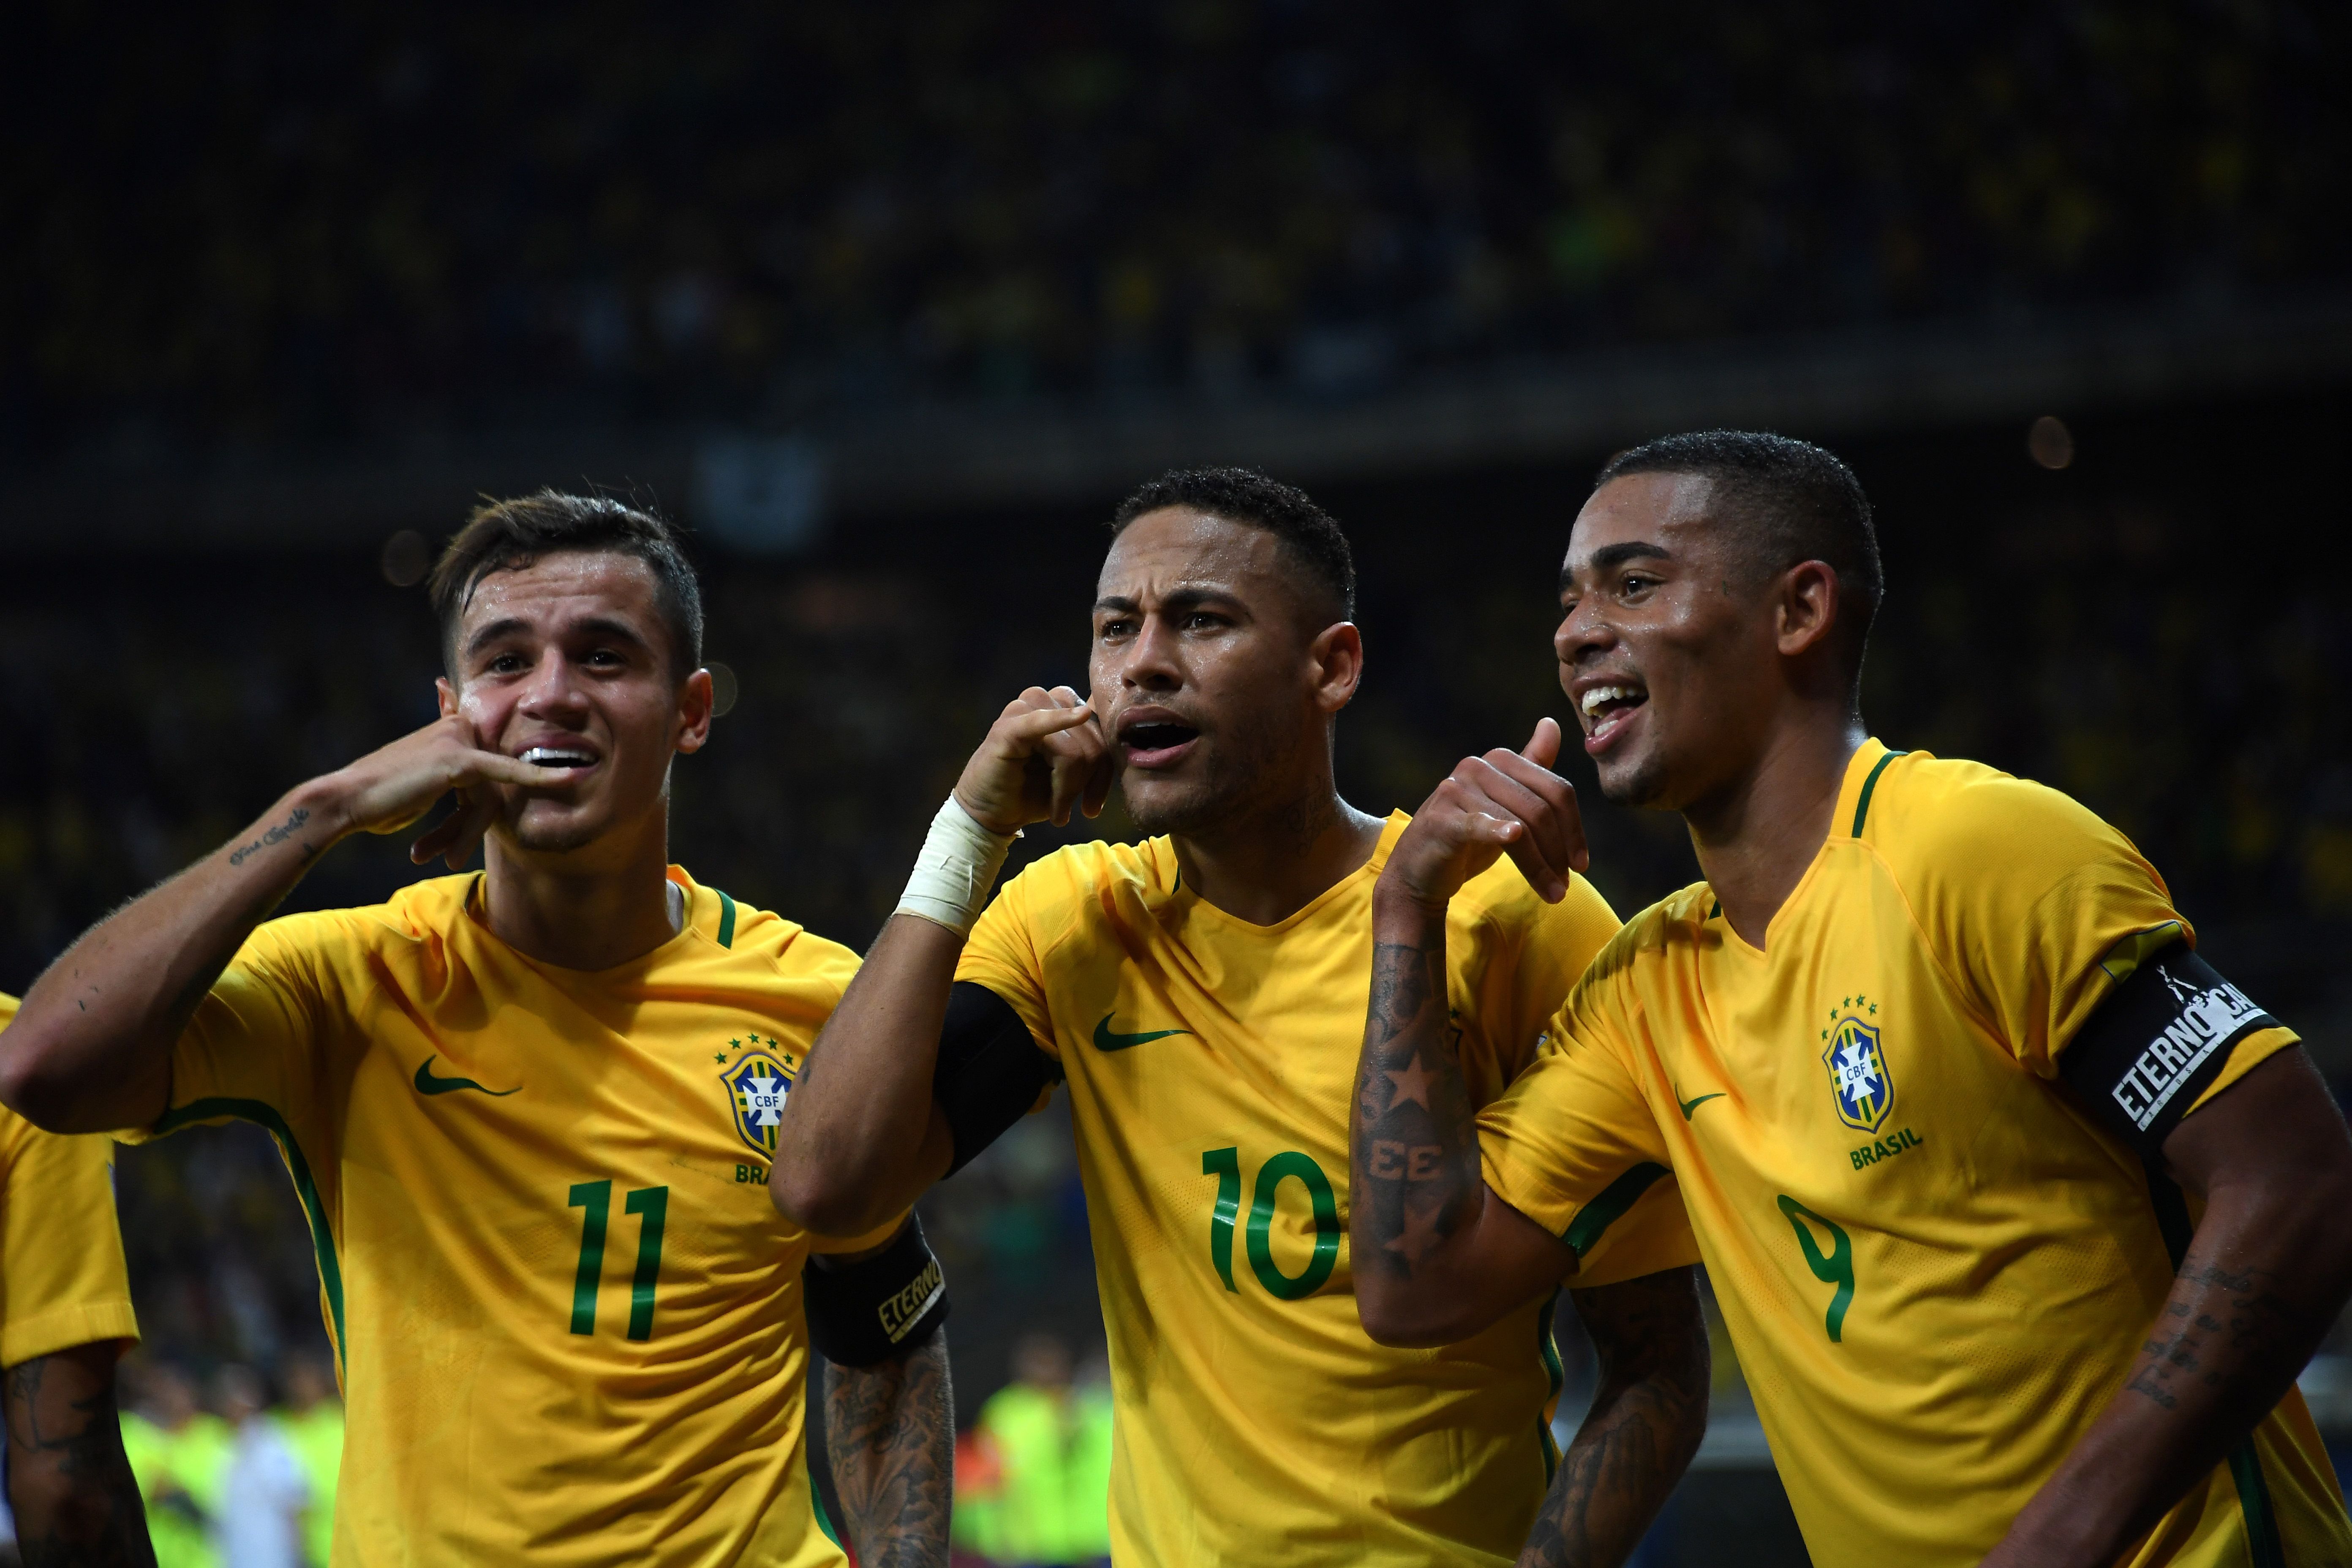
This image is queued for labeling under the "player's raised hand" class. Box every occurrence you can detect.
[307,715,581,870]
[953,686,1113,833]
[1380,717,1590,909]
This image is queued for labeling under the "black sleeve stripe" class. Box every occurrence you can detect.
[934,980,1064,1176]
[2058,937,2280,1155]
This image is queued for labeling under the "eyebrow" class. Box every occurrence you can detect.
[463,614,653,660]
[1560,540,1672,593]
[1092,585,1246,615]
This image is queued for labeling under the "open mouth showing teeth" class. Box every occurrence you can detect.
[522,747,595,768]
[1578,684,1647,734]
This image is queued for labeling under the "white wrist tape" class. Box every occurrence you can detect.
[897,795,1019,937]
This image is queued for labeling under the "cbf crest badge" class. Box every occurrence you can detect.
[720,1038,800,1159]
[1821,1005,1894,1135]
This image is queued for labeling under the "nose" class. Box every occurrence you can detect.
[1554,592,1617,672]
[1111,613,1183,693]
[516,651,591,716]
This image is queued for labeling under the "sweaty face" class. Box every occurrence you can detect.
[441,551,707,856]
[1556,473,1783,810]
[1090,508,1332,838]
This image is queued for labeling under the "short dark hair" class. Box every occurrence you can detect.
[427,490,705,677]
[1595,430,1882,680]
[1110,467,1356,623]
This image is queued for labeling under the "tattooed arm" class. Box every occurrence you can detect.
[1523,1269,1709,1568]
[1983,1047,2352,1567]
[0,716,552,1132]
[824,1332,954,1568]
[1353,720,1598,1346]
[4,1341,157,1568]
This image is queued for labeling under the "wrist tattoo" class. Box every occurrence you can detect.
[228,806,313,867]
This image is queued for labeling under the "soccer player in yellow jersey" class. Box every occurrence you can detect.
[0,992,155,1568]
[1350,430,2352,1567]
[0,495,954,1568]
[772,468,1709,1567]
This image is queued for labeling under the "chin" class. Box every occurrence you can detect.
[1121,776,1229,839]
[507,807,610,855]
[1595,749,1673,810]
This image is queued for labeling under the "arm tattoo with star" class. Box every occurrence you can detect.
[1353,931,1485,1279]
[1519,1269,1710,1568]
[3,1346,158,1568]
[823,1333,953,1568]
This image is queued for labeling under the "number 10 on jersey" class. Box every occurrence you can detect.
[1201,1147,1340,1300]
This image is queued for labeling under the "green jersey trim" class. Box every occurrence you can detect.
[155,1097,345,1371]
[1562,1162,1670,1260]
[715,888,739,950]
[1535,1290,1565,1484]
[1850,749,1908,837]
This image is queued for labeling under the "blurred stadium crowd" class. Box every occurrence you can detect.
[11,1,2349,452]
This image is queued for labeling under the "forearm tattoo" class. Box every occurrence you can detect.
[1353,935,1483,1277]
[3,1352,157,1568]
[1521,1271,1709,1568]
[226,806,314,867]
[823,1335,953,1568]
[2127,1249,2312,1416]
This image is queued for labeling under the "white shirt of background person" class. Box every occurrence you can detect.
[213,1366,310,1568]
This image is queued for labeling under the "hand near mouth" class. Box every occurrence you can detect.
[953,686,1114,834]
[304,716,594,871]
[1378,716,1591,911]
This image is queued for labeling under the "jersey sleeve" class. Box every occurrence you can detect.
[1451,871,1621,1107]
[953,867,1060,1062]
[139,911,342,1143]
[1896,769,2296,1141]
[0,1113,141,1366]
[1478,981,1699,1288]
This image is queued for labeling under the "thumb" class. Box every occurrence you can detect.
[1522,716,1563,770]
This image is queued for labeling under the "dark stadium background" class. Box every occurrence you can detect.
[6,5,2351,1563]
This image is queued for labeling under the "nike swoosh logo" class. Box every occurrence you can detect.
[414,1055,520,1097]
[1677,1092,1724,1121]
[1092,1014,1191,1053]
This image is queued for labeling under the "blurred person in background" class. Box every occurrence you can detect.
[119,1361,223,1568]
[210,1367,303,1568]
[0,993,153,1568]
[270,1351,338,1568]
[1353,432,2352,1566]
[972,1334,1086,1568]
[0,494,955,1568]
[776,468,1709,1566]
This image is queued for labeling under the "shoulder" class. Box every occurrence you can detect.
[1451,858,1622,959]
[1859,749,2156,906]
[688,885,863,991]
[995,836,1176,929]
[1573,883,1714,1005]
[243,876,474,966]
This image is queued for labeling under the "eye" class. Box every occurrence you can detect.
[487,651,527,674]
[1099,616,1135,640]
[1184,611,1225,632]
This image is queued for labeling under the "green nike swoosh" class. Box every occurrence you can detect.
[414,1056,520,1097]
[1092,1014,1192,1053]
[1677,1092,1724,1121]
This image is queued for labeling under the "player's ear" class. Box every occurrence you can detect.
[436,677,458,719]
[1307,621,1364,715]
[676,667,715,754]
[1774,561,1840,661]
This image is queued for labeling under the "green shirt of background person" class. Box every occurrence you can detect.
[119,1361,228,1568]
[273,1351,343,1568]
[974,1334,1113,1568]
[1063,1353,1112,1565]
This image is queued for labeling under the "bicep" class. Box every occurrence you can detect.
[931,981,1062,1174]
[2159,1045,2352,1203]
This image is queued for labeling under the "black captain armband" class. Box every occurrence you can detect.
[803,1215,951,1367]
[2058,936,2282,1156]
[933,980,1064,1176]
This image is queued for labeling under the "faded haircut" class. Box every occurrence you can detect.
[1110,467,1357,625]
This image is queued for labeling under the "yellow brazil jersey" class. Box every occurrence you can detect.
[1479,741,2352,1568]
[0,993,142,1370]
[956,811,1698,1568]
[130,871,892,1568]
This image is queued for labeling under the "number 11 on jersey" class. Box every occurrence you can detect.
[570,1179,670,1341]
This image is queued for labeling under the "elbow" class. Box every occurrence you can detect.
[1355,1279,1467,1350]
[0,1019,84,1132]
[768,1153,884,1239]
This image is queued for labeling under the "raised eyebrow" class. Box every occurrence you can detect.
[571,616,653,650]
[462,617,530,660]
[1559,541,1673,594]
